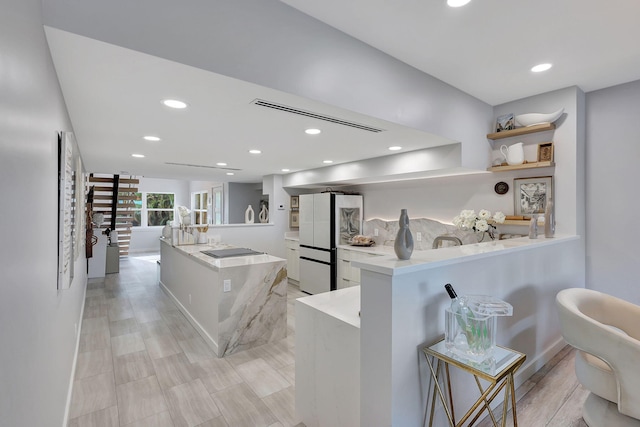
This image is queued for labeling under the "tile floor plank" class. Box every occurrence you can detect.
[234,358,291,398]
[70,254,588,427]
[211,382,279,427]
[111,332,146,357]
[75,348,113,380]
[164,379,221,427]
[67,405,118,427]
[123,410,175,427]
[152,352,197,389]
[69,372,117,419]
[145,334,183,360]
[113,350,155,385]
[193,357,244,394]
[116,375,168,425]
[261,386,301,426]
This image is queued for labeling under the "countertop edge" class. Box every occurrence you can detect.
[352,235,580,276]
[160,239,285,271]
[296,286,361,328]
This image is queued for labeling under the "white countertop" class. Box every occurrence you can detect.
[160,239,285,271]
[296,286,361,328]
[284,231,299,241]
[352,234,580,276]
[337,244,396,256]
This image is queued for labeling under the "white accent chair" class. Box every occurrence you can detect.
[556,288,640,427]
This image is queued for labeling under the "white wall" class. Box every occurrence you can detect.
[585,80,640,303]
[352,87,586,239]
[494,86,586,237]
[0,1,87,425]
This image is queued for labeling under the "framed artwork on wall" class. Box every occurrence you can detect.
[58,131,77,290]
[290,210,299,228]
[537,142,554,162]
[495,113,515,132]
[514,176,553,216]
[291,196,299,209]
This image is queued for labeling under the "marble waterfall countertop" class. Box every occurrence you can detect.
[160,239,284,271]
[160,239,287,358]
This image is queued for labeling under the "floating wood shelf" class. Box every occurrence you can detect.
[501,219,542,226]
[487,123,555,140]
[487,161,555,172]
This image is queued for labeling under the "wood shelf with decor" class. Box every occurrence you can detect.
[502,219,542,226]
[487,161,555,172]
[487,123,555,140]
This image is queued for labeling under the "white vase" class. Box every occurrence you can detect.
[245,205,255,224]
[515,107,564,127]
[259,205,269,223]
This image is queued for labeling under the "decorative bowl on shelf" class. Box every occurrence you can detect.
[515,107,564,127]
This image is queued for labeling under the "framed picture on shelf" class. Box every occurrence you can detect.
[291,195,299,209]
[290,210,299,228]
[495,113,515,132]
[537,142,554,162]
[514,176,553,216]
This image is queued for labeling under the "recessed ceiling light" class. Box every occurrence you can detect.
[143,136,161,142]
[131,154,145,158]
[305,128,321,135]
[531,63,552,72]
[388,146,402,151]
[226,172,234,176]
[216,162,227,166]
[323,160,333,164]
[249,149,262,154]
[162,99,188,109]
[281,168,290,172]
[447,0,471,7]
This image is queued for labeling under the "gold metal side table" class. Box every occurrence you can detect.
[422,339,526,427]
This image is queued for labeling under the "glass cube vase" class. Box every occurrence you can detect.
[444,295,513,364]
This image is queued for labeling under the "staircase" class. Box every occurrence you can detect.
[88,174,139,256]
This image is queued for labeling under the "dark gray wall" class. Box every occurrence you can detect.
[585,80,640,302]
[0,0,86,425]
[228,182,263,223]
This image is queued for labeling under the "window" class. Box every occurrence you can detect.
[212,185,223,225]
[131,192,175,227]
[192,191,208,225]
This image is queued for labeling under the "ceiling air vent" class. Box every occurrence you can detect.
[252,99,385,133]
[165,162,241,171]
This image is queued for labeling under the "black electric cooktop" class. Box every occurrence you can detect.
[200,248,264,258]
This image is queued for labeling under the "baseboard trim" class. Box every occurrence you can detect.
[62,278,87,427]
[514,336,566,389]
[159,280,220,356]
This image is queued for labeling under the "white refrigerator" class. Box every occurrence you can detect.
[298,192,363,294]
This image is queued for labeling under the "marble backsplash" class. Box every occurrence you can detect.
[362,217,478,250]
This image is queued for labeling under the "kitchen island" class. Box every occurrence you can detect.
[159,239,287,357]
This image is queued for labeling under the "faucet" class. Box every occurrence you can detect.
[432,235,463,249]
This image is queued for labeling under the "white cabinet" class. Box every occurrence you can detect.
[337,248,383,289]
[285,239,300,282]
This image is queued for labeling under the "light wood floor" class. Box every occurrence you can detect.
[69,253,589,426]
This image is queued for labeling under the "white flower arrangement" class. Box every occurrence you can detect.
[453,209,506,240]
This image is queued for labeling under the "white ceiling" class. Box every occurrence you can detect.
[45,0,640,183]
[281,0,640,106]
[45,27,454,183]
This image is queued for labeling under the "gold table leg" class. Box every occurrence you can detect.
[425,355,455,427]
